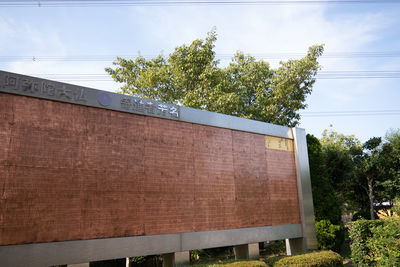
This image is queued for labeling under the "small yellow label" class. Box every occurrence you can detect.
[265,136,294,151]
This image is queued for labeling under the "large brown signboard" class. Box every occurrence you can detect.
[0,70,316,266]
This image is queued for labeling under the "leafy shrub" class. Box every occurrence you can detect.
[262,240,286,256]
[348,219,383,266]
[366,218,400,266]
[129,255,162,266]
[392,197,400,216]
[348,218,400,266]
[130,256,146,264]
[190,246,233,263]
[315,220,342,251]
[191,249,205,261]
[351,210,378,221]
[272,250,343,267]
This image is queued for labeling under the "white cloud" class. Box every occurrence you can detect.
[132,5,388,62]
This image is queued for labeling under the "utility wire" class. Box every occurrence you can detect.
[2,51,400,62]
[21,71,400,80]
[1,0,400,7]
[11,71,399,117]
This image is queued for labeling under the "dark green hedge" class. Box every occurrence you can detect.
[348,218,400,266]
[272,250,343,267]
[315,220,343,251]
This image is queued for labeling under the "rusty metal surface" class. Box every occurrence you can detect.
[0,93,300,246]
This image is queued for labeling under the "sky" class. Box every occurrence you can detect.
[1,0,399,142]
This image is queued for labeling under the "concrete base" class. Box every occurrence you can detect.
[286,238,304,256]
[234,243,259,260]
[162,251,190,267]
[248,243,260,260]
[67,263,89,267]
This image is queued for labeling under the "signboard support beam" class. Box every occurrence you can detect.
[292,127,318,251]
[233,243,259,260]
[162,251,190,267]
[285,237,303,256]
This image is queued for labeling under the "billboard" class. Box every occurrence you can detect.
[0,70,316,266]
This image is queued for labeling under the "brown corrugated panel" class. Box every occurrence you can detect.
[0,93,300,246]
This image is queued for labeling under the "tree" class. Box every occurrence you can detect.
[360,137,383,220]
[375,130,400,215]
[307,134,342,225]
[320,128,363,213]
[352,133,400,219]
[105,30,324,127]
[320,128,400,219]
[307,134,345,251]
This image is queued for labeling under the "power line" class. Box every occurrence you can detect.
[1,0,400,7]
[2,51,400,62]
[22,71,400,80]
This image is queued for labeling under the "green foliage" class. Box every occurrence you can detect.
[129,255,162,266]
[307,134,342,225]
[272,250,343,267]
[319,128,400,219]
[319,128,365,215]
[315,220,343,251]
[347,219,400,266]
[262,240,286,255]
[392,197,400,215]
[348,219,380,266]
[307,135,344,252]
[130,256,147,264]
[191,260,267,267]
[106,30,324,127]
[320,128,362,186]
[191,246,234,264]
[191,249,205,262]
[351,210,376,221]
[320,128,362,152]
[367,218,400,266]
[377,130,400,205]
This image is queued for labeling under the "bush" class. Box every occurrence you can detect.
[392,197,400,216]
[348,218,400,266]
[190,246,233,263]
[272,250,343,267]
[315,220,343,251]
[130,255,162,266]
[262,240,286,256]
[348,219,383,266]
[367,218,400,266]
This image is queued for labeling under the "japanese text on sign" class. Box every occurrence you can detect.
[1,74,87,103]
[265,135,294,151]
[120,97,180,119]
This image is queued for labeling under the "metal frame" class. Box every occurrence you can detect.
[292,128,318,250]
[0,70,317,265]
[0,224,302,267]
